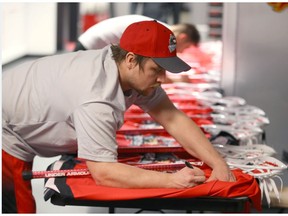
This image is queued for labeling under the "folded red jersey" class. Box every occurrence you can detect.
[44,157,262,212]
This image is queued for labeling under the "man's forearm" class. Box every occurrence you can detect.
[86,160,206,189]
[166,113,226,169]
[87,161,173,188]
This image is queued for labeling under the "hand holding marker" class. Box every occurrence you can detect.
[185,160,194,169]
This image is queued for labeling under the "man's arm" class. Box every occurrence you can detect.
[86,160,206,188]
[74,102,205,189]
[147,96,236,182]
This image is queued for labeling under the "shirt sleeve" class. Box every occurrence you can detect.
[72,102,122,162]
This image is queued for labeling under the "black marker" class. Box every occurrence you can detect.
[185,161,194,169]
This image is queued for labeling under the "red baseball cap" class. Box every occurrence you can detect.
[120,20,191,73]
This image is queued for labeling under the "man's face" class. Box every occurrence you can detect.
[130,58,166,96]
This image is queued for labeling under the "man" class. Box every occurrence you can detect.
[74,15,212,82]
[170,23,213,70]
[74,14,169,51]
[2,20,235,213]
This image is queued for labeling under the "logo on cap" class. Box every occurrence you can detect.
[168,34,176,53]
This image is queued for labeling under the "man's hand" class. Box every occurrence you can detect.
[206,164,236,182]
[170,166,206,188]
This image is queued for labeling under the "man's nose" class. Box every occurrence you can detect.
[157,71,167,83]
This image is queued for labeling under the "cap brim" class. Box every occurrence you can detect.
[152,56,191,73]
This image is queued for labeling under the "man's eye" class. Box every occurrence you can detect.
[155,69,160,73]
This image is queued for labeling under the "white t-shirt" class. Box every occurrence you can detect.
[78,15,170,49]
[2,45,167,162]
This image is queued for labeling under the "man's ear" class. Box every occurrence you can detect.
[125,52,136,69]
[178,32,188,41]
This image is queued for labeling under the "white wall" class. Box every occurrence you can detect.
[1,3,27,64]
[112,2,132,17]
[26,3,57,55]
[1,3,57,64]
[222,3,288,184]
[188,3,208,25]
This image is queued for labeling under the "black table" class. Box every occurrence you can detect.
[50,193,251,213]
